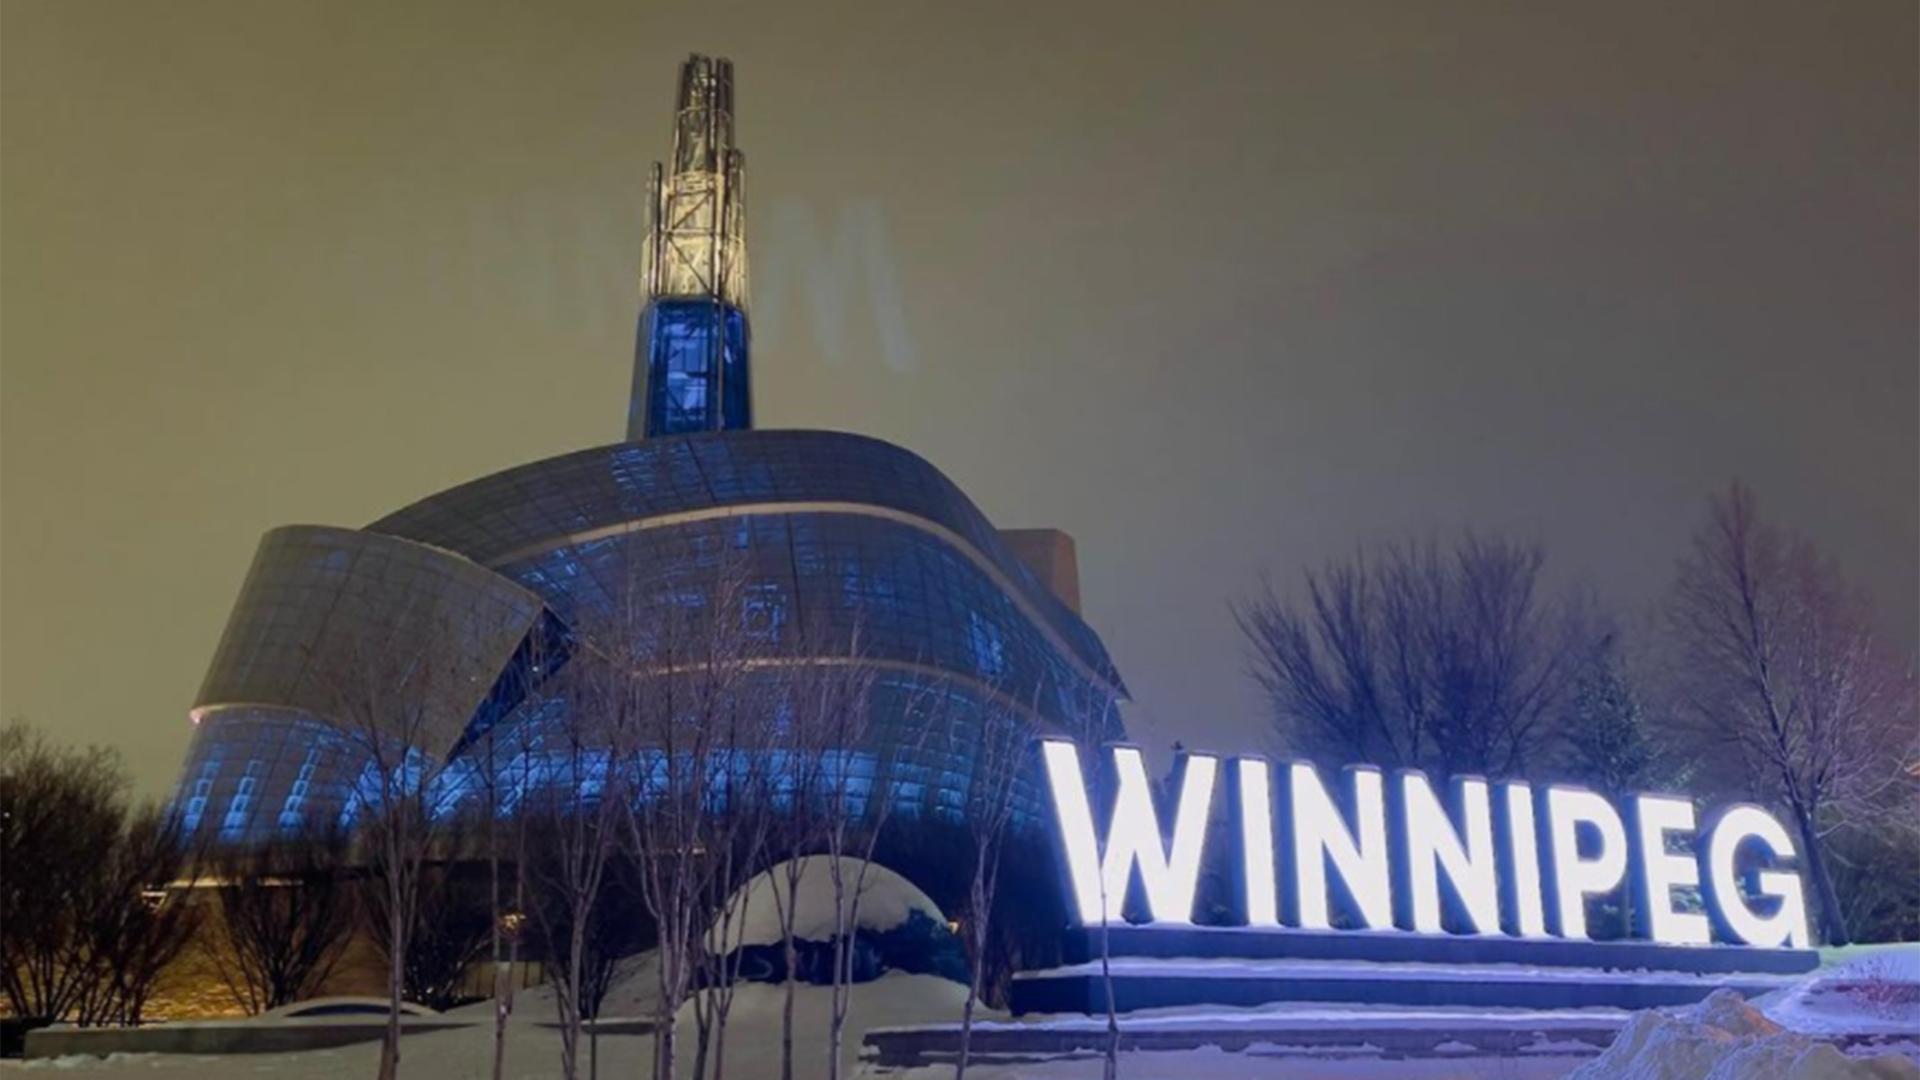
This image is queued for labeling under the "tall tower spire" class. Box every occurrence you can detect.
[628,54,752,441]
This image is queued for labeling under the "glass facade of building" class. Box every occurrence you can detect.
[174,526,546,842]
[173,57,1117,846]
[635,299,752,437]
[174,430,1127,844]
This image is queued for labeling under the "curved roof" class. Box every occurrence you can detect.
[192,525,545,755]
[368,429,1126,696]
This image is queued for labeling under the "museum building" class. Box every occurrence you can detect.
[171,55,1127,843]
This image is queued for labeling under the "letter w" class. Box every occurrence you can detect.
[1041,740,1217,925]
[757,200,917,372]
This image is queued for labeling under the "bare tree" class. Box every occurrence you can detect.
[522,660,628,1080]
[1083,730,1121,1080]
[766,725,829,1080]
[578,855,651,1080]
[480,728,530,1080]
[0,723,202,1029]
[1237,533,1590,779]
[602,556,776,1080]
[311,608,502,1080]
[952,695,1038,1080]
[1665,483,1919,945]
[1826,826,1920,944]
[478,634,559,1080]
[210,829,355,1014]
[364,831,494,1012]
[73,805,204,1027]
[0,719,128,1024]
[811,649,956,1080]
[690,742,780,1080]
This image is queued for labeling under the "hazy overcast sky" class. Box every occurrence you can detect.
[4,0,1914,797]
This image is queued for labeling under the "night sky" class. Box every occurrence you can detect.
[3,0,1914,798]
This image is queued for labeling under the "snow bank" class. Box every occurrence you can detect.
[708,856,944,950]
[1820,948,1920,986]
[1764,945,1920,1037]
[681,970,971,1077]
[14,1052,162,1071]
[447,949,666,1023]
[1566,989,1919,1080]
[261,996,438,1019]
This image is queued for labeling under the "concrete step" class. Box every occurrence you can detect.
[864,1009,1626,1069]
[1011,956,1802,1013]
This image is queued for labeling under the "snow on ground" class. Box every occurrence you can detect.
[711,856,944,950]
[1564,988,1918,1080]
[6,972,972,1080]
[470,949,666,1023]
[1762,945,1920,1038]
[0,972,1592,1080]
[1556,946,1920,1080]
[10,944,1917,1079]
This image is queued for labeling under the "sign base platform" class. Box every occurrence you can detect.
[864,1009,1625,1071]
[1009,926,1818,1015]
[863,1012,1906,1073]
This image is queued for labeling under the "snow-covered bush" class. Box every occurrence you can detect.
[706,857,964,987]
[1838,954,1919,1018]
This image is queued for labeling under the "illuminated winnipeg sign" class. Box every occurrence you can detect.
[1039,741,1811,951]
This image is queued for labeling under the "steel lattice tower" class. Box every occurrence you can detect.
[628,54,752,440]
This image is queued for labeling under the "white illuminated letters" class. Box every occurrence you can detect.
[1040,740,1217,925]
[1631,795,1712,946]
[1543,787,1629,940]
[1039,745,1813,952]
[1288,763,1393,930]
[1398,774,1500,935]
[1236,758,1280,926]
[1041,740,1109,923]
[1499,782,1549,938]
[1704,806,1811,949]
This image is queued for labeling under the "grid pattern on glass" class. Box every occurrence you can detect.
[194,526,547,755]
[179,436,1128,843]
[498,512,1117,739]
[175,709,374,842]
[455,667,1072,830]
[367,430,1122,694]
[181,534,1111,843]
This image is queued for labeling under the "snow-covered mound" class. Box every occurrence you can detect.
[1567,989,1919,1080]
[261,996,438,1019]
[451,949,665,1022]
[708,856,944,950]
[1765,945,1920,1037]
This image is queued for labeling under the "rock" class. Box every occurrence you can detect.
[1694,986,1785,1038]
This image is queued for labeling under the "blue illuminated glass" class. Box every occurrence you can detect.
[641,300,751,437]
